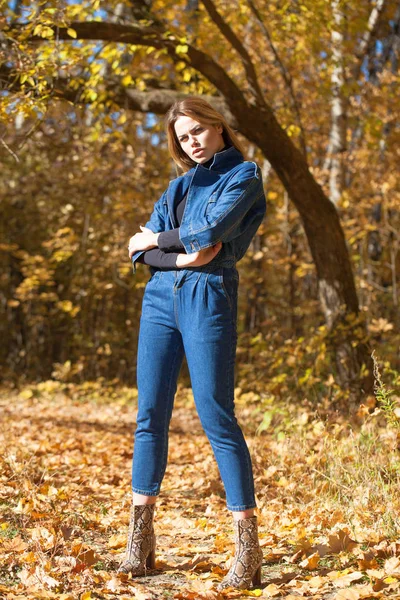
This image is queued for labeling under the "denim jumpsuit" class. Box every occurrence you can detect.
[130,146,266,511]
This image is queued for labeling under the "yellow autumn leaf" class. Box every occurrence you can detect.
[308,575,327,588]
[176,44,189,54]
[384,576,398,583]
[334,588,361,600]
[299,551,320,570]
[108,533,126,549]
[40,26,54,38]
[262,583,281,596]
[332,572,364,588]
[121,75,133,86]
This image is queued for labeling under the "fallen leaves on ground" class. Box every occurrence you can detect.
[1,384,400,599]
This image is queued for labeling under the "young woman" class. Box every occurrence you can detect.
[119,97,266,591]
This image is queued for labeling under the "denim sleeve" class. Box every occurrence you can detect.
[179,164,265,253]
[131,190,168,274]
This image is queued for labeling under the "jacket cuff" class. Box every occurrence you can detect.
[179,229,218,254]
[131,250,145,274]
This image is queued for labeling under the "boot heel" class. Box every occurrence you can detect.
[252,565,261,587]
[146,547,156,569]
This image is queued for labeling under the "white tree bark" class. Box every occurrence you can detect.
[326,0,347,206]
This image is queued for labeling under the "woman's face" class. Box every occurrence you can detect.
[174,115,226,164]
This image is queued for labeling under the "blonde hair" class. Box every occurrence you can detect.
[164,97,246,172]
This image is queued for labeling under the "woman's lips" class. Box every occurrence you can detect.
[193,148,204,156]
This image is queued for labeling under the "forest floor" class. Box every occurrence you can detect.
[1,383,400,599]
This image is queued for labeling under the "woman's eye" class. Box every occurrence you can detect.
[179,128,202,142]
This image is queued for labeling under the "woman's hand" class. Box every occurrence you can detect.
[176,242,223,268]
[128,226,159,259]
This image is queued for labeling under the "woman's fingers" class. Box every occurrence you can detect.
[128,229,156,258]
[128,234,139,258]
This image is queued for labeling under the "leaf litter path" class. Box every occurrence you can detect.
[1,386,400,599]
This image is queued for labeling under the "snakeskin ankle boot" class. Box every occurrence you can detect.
[217,515,263,591]
[118,502,156,576]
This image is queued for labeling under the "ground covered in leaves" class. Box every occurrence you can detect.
[2,382,400,599]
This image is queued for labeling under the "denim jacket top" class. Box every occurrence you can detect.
[131,145,266,273]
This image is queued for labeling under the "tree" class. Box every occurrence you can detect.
[3,0,397,403]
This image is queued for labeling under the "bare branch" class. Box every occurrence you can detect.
[0,137,20,162]
[245,0,308,159]
[201,0,264,104]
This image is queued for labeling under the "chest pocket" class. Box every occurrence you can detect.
[205,193,218,217]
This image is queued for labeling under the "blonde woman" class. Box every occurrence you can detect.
[121,97,266,591]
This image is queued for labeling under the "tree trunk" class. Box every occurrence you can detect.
[324,0,347,206]
[237,102,373,405]
[5,18,377,403]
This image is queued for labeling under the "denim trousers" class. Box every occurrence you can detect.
[131,266,257,512]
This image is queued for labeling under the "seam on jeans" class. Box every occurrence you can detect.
[173,279,181,330]
[174,295,179,330]
[147,270,163,287]
[227,289,255,510]
[159,338,182,484]
[245,438,255,507]
[232,288,255,506]
[218,270,233,313]
[229,287,254,505]
[226,306,236,508]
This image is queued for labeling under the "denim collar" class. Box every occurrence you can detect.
[188,145,244,175]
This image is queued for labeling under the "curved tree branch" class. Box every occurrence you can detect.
[245,0,308,160]
[9,20,247,109]
[201,0,264,104]
[0,62,237,126]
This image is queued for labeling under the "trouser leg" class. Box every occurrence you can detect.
[178,269,257,511]
[132,276,184,495]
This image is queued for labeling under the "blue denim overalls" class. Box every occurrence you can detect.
[130,147,266,511]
